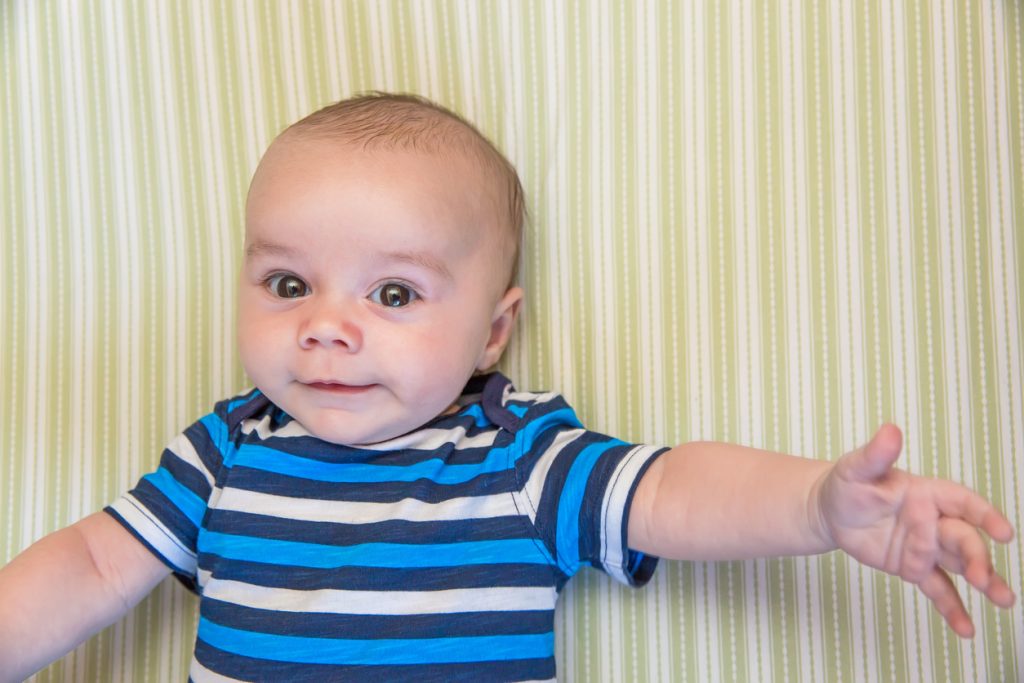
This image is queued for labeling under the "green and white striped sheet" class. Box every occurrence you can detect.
[1,1,1021,680]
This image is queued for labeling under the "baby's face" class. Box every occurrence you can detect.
[238,137,521,445]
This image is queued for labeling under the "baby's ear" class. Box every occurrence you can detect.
[477,287,523,371]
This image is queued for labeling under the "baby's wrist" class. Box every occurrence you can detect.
[806,464,838,553]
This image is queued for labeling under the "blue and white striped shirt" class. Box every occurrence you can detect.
[107,372,666,681]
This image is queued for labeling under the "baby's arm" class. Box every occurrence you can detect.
[628,424,1016,637]
[0,512,170,682]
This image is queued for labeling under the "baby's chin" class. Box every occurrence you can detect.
[297,406,455,448]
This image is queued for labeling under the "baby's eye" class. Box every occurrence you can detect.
[370,282,419,308]
[265,274,310,299]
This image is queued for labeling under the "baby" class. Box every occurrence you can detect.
[0,93,1016,682]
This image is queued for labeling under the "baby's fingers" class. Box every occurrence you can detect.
[935,482,1015,543]
[918,567,974,638]
[939,518,1017,608]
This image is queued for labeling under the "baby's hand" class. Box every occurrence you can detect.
[814,424,1016,638]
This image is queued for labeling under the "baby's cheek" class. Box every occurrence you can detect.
[236,313,279,382]
[400,334,475,397]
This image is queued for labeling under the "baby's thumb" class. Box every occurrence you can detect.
[845,423,903,482]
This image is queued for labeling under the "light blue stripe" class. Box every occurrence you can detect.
[198,617,554,665]
[200,413,229,447]
[233,406,581,484]
[554,440,625,574]
[227,394,255,413]
[236,443,511,483]
[198,531,551,568]
[461,403,490,427]
[144,467,207,527]
[508,404,529,418]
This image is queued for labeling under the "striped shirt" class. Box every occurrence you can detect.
[106,372,666,681]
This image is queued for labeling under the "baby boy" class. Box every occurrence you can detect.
[0,93,1016,682]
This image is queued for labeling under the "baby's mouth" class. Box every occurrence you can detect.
[304,381,376,395]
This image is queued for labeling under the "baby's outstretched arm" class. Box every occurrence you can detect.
[628,425,1016,638]
[0,512,170,682]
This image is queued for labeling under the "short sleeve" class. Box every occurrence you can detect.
[510,396,668,587]
[104,409,232,590]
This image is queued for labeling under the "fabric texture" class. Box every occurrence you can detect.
[105,373,665,681]
[4,2,1023,681]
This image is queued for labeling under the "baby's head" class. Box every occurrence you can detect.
[238,93,525,446]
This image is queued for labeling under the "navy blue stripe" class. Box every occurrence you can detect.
[203,510,533,546]
[231,427,549,483]
[510,393,578,427]
[225,387,262,416]
[201,598,553,639]
[616,447,667,586]
[181,419,225,479]
[197,617,554,665]
[142,467,206,527]
[226,467,518,503]
[194,640,555,682]
[197,532,552,569]
[157,448,213,503]
[254,430,504,466]
[555,439,625,573]
[104,507,197,590]
[575,442,633,567]
[195,557,559,590]
[530,431,601,568]
[128,479,200,550]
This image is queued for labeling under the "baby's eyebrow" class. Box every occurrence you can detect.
[245,240,298,260]
[379,250,453,281]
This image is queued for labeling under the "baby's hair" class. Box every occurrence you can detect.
[283,92,524,290]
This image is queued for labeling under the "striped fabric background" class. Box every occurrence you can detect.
[1,1,1021,681]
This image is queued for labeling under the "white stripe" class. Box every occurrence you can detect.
[935,0,967,675]
[591,0,616,432]
[108,495,198,573]
[910,0,939,674]
[414,2,439,98]
[202,578,556,616]
[517,428,583,530]
[236,0,266,171]
[367,1,390,90]
[41,0,68,537]
[978,2,1011,671]
[191,0,234,397]
[215,487,522,525]
[599,445,664,585]
[2,0,22,548]
[166,431,216,487]
[243,412,502,451]
[17,0,45,546]
[54,0,87,526]
[831,0,869,678]
[456,0,481,122]
[322,1,347,99]
[190,658,250,683]
[148,0,188,433]
[963,4,989,675]
[999,0,1024,652]
[640,0,665,445]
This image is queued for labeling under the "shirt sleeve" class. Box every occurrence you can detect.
[511,397,668,587]
[104,409,230,590]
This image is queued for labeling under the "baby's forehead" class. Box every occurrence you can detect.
[262,132,510,226]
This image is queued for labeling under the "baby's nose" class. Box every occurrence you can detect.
[298,301,363,352]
